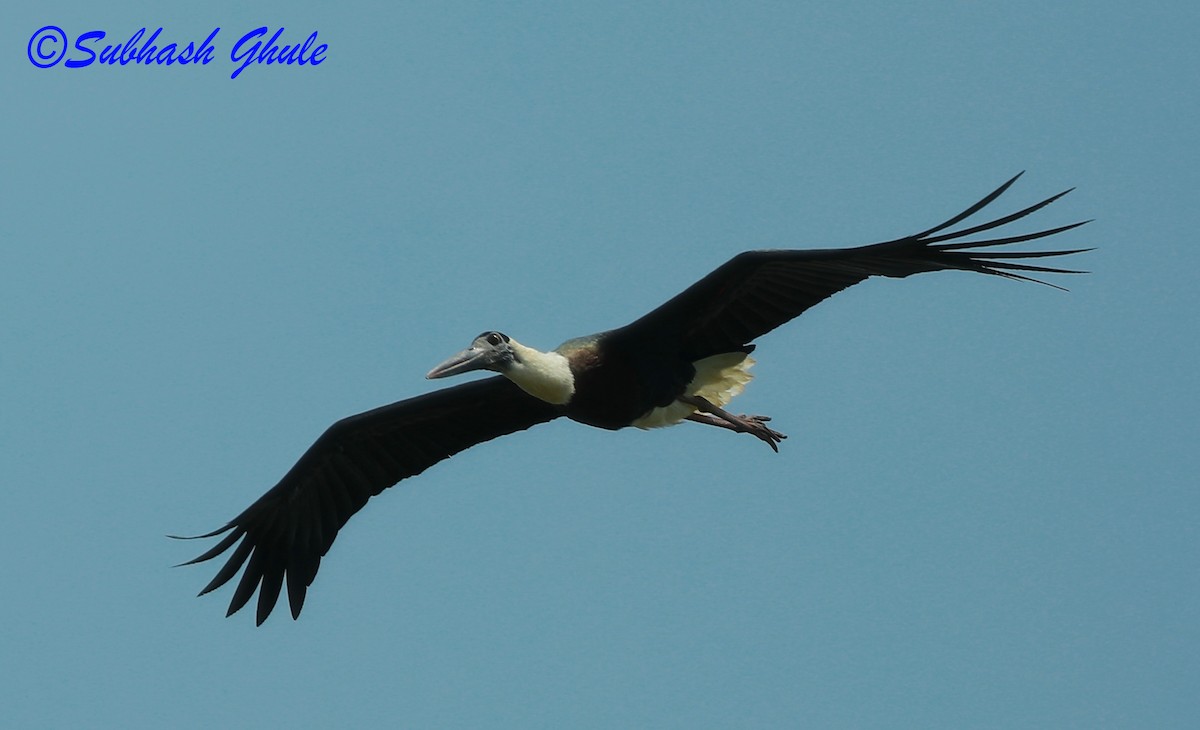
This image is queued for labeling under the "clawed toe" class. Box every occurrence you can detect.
[736,414,787,452]
[681,396,789,451]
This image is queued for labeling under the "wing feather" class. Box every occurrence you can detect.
[618,174,1089,359]
[177,376,563,624]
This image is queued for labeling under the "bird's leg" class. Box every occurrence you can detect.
[681,395,787,452]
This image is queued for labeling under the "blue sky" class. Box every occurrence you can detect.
[3,2,1197,727]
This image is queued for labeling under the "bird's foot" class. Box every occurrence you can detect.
[683,397,788,452]
[732,414,787,452]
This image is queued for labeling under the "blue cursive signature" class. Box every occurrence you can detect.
[229,27,327,79]
[27,26,327,80]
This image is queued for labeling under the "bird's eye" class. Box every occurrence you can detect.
[487,332,503,346]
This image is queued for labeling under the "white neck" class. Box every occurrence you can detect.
[504,340,575,405]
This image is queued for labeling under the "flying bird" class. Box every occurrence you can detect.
[178,173,1089,624]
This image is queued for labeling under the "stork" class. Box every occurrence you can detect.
[178,174,1089,624]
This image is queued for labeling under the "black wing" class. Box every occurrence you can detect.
[178,376,563,624]
[619,173,1090,360]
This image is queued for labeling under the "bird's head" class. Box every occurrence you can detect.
[426,331,516,379]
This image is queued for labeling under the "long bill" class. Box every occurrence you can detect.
[426,347,493,379]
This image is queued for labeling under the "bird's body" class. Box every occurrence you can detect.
[546,333,754,430]
[178,174,1090,624]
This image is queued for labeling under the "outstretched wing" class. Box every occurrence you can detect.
[178,376,563,624]
[618,173,1090,360]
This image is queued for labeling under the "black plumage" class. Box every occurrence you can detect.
[180,377,560,624]
[178,173,1088,624]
